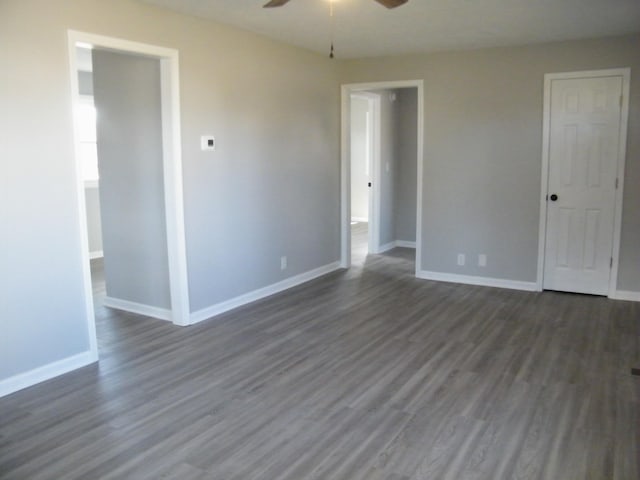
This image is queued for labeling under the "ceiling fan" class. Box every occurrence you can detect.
[264,0,408,8]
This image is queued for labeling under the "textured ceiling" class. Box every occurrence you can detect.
[140,0,640,58]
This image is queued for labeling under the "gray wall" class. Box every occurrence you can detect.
[2,0,637,393]
[181,27,340,312]
[93,50,171,310]
[85,186,103,255]
[350,96,370,221]
[342,34,640,290]
[1,1,90,381]
[1,0,340,386]
[394,88,418,244]
[370,88,417,248]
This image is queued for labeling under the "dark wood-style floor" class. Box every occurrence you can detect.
[1,223,638,479]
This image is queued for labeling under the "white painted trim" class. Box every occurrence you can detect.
[611,290,640,302]
[0,350,97,398]
[89,250,104,260]
[395,240,416,249]
[159,52,191,327]
[351,216,369,223]
[374,240,417,253]
[190,261,342,325]
[67,32,99,365]
[84,180,99,189]
[103,296,172,321]
[415,82,425,277]
[68,31,190,329]
[340,87,351,268]
[537,68,630,298]
[609,69,630,298]
[341,80,424,272]
[418,270,538,292]
[378,241,396,253]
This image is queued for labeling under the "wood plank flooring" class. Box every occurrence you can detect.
[1,225,638,479]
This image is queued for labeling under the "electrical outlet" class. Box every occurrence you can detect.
[478,254,487,267]
[280,256,287,270]
[457,254,465,266]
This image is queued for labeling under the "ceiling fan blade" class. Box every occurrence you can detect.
[373,0,409,8]
[263,0,291,7]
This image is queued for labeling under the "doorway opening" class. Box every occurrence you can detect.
[343,81,424,273]
[68,31,191,362]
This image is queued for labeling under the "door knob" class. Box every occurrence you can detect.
[367,182,372,187]
[549,194,558,201]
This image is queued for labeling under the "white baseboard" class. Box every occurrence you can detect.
[417,270,538,292]
[0,350,97,398]
[378,240,416,253]
[190,261,342,325]
[611,290,640,302]
[103,296,172,321]
[351,217,369,223]
[378,241,396,253]
[89,250,104,259]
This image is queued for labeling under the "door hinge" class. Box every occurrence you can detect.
[610,257,613,268]
[615,178,619,189]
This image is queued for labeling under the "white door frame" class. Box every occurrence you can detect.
[68,30,191,342]
[350,92,381,253]
[536,68,630,297]
[340,80,424,275]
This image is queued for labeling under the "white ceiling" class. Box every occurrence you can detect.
[140,0,640,59]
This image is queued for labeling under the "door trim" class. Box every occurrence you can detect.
[340,80,424,275]
[536,68,631,297]
[68,30,191,337]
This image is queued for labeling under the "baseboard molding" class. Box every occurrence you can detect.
[89,250,104,260]
[611,290,640,302]
[351,217,368,223]
[0,350,97,398]
[417,270,538,292]
[378,240,416,253]
[190,261,342,325]
[103,296,172,321]
[378,241,396,253]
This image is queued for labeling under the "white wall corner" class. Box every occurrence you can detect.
[190,261,343,325]
[417,270,538,292]
[611,290,640,302]
[0,350,97,398]
[103,296,172,321]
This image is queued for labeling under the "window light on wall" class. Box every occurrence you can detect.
[76,96,99,185]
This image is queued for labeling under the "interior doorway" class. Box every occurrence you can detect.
[537,69,630,297]
[343,82,423,272]
[349,92,377,264]
[68,31,190,363]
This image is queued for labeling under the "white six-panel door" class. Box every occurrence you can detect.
[543,75,623,295]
